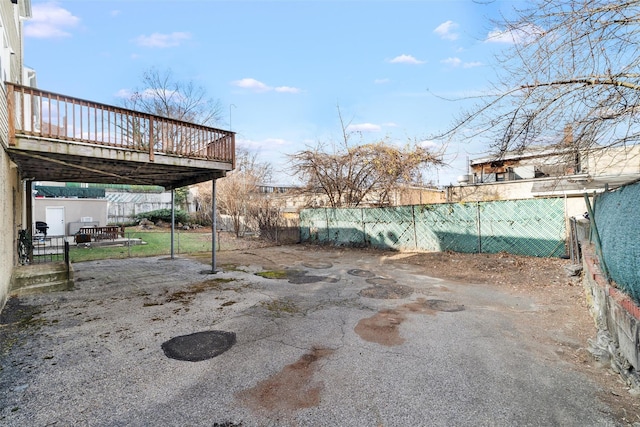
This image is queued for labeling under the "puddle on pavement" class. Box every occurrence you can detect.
[236,347,334,412]
[355,298,464,346]
[161,330,236,361]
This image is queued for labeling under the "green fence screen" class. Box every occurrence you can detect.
[300,198,567,258]
[594,182,640,302]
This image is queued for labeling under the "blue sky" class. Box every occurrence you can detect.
[24,0,525,186]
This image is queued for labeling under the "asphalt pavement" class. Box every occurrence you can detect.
[0,246,625,426]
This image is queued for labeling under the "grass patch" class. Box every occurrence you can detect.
[165,278,235,305]
[260,298,300,317]
[255,270,289,279]
[69,228,213,262]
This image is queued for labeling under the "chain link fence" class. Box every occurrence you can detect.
[300,198,567,258]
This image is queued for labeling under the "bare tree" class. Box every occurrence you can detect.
[440,0,640,159]
[120,67,224,154]
[290,110,443,208]
[194,148,271,236]
[123,67,223,125]
[247,195,285,242]
[122,67,225,211]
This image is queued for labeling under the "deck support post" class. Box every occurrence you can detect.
[211,177,217,273]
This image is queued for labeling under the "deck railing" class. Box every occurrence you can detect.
[7,83,235,165]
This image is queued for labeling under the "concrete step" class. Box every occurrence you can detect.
[10,262,74,296]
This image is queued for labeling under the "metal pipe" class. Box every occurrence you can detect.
[583,193,609,280]
[170,189,175,259]
[211,178,217,273]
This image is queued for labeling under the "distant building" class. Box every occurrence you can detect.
[446,142,640,218]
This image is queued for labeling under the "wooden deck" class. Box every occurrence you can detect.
[4,83,235,189]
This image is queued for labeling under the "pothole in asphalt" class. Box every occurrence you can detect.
[425,299,465,312]
[257,269,336,284]
[347,269,376,278]
[288,275,327,284]
[161,330,236,361]
[301,261,333,269]
[365,277,397,286]
[359,284,413,299]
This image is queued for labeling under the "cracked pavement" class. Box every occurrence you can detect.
[0,245,627,426]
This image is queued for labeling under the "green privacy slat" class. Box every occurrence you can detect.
[299,198,567,258]
[363,206,416,250]
[595,182,640,303]
[479,199,566,257]
[418,203,479,253]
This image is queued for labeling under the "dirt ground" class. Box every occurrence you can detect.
[210,245,640,424]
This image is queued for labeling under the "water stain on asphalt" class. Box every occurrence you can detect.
[355,298,465,346]
[236,347,334,412]
[354,309,408,346]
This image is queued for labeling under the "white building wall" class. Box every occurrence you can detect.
[0,1,30,310]
[33,198,108,235]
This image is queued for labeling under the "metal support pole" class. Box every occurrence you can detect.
[170,189,175,259]
[25,179,33,263]
[476,201,482,254]
[211,178,217,273]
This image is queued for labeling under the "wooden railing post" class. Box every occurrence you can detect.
[7,83,15,146]
[231,133,236,168]
[148,116,154,162]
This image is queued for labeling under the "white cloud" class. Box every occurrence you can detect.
[237,137,289,151]
[434,20,459,41]
[110,10,121,17]
[25,2,80,39]
[346,123,381,132]
[275,86,301,94]
[232,78,270,92]
[419,139,439,149]
[486,24,544,44]
[388,54,425,65]
[441,57,462,67]
[232,78,301,94]
[374,78,390,84]
[133,32,191,48]
[441,57,482,69]
[115,89,132,98]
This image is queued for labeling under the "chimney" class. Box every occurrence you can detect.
[563,124,573,146]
